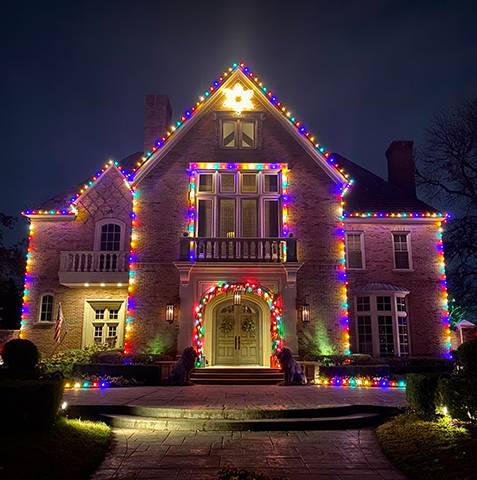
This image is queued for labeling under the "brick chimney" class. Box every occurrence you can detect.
[386,140,416,197]
[144,94,172,153]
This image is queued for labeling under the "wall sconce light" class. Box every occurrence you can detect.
[233,291,242,305]
[165,304,175,324]
[300,301,310,324]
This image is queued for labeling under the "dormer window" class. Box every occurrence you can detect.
[220,118,257,149]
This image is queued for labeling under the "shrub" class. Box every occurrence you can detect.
[0,378,63,431]
[40,344,111,377]
[406,374,439,419]
[90,350,123,364]
[437,376,477,422]
[2,339,39,378]
[456,339,477,376]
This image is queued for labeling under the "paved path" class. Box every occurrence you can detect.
[92,428,406,480]
[65,384,406,409]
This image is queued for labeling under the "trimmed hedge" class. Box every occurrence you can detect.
[319,364,390,378]
[0,378,63,430]
[406,374,439,419]
[73,363,163,385]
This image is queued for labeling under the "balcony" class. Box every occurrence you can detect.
[59,251,128,286]
[179,237,297,263]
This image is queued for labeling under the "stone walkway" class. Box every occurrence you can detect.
[92,428,406,479]
[65,384,406,409]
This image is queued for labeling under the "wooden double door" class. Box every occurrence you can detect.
[214,300,261,365]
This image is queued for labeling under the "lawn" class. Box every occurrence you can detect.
[0,417,112,480]
[377,413,477,480]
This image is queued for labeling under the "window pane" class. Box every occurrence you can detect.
[198,174,213,192]
[222,121,236,148]
[241,199,258,237]
[219,199,236,237]
[40,295,53,322]
[376,296,391,311]
[95,309,105,320]
[241,173,257,193]
[240,121,255,148]
[397,297,407,312]
[346,233,363,269]
[109,309,119,320]
[398,317,409,355]
[94,325,103,343]
[393,233,410,269]
[198,199,213,237]
[220,173,235,193]
[357,315,373,354]
[356,296,370,312]
[378,315,394,356]
[100,224,121,251]
[264,175,279,193]
[264,200,279,237]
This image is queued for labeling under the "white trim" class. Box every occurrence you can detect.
[391,231,413,271]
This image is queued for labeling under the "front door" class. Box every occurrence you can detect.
[214,301,261,365]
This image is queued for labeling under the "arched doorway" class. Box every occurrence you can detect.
[213,299,262,366]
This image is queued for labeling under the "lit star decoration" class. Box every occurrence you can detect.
[222,83,254,114]
[193,282,283,367]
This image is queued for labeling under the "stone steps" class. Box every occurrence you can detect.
[190,367,283,385]
[101,412,381,431]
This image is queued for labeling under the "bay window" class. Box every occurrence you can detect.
[354,292,410,357]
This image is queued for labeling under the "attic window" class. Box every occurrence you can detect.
[220,118,256,149]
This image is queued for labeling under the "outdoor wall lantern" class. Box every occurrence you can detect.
[165,304,175,324]
[233,291,242,306]
[299,301,310,324]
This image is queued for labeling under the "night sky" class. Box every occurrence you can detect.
[1,0,476,242]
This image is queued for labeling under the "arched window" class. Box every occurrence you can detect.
[100,223,121,251]
[39,294,54,322]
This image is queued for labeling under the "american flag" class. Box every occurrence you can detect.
[54,302,65,343]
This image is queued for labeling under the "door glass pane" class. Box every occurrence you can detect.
[240,121,255,148]
[264,200,279,237]
[198,174,213,192]
[264,174,278,193]
[222,121,236,148]
[241,173,257,193]
[241,199,258,237]
[198,199,213,237]
[219,199,236,237]
[220,173,235,193]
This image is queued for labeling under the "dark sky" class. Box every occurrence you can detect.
[1,0,476,241]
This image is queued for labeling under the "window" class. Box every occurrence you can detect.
[194,169,283,238]
[346,233,364,269]
[393,233,411,269]
[354,293,410,357]
[88,304,124,348]
[39,294,54,322]
[220,119,257,149]
[100,224,121,251]
[357,316,373,354]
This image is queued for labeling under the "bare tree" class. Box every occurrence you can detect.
[417,99,477,319]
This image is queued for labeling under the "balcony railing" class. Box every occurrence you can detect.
[59,251,129,286]
[60,251,128,272]
[179,237,297,263]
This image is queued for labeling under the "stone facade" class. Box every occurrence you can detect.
[22,68,447,360]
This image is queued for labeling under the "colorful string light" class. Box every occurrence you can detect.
[193,282,283,367]
[315,376,406,389]
[19,223,34,338]
[344,212,447,219]
[64,381,110,389]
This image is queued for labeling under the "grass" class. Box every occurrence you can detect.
[0,416,112,480]
[377,413,477,480]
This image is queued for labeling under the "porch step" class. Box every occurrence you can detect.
[101,412,381,431]
[190,368,283,385]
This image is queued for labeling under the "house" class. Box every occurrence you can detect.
[20,63,451,366]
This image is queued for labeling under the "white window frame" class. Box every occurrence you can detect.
[392,231,413,271]
[82,300,126,348]
[94,219,126,252]
[38,293,55,323]
[195,169,283,238]
[354,293,410,357]
[345,232,366,270]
